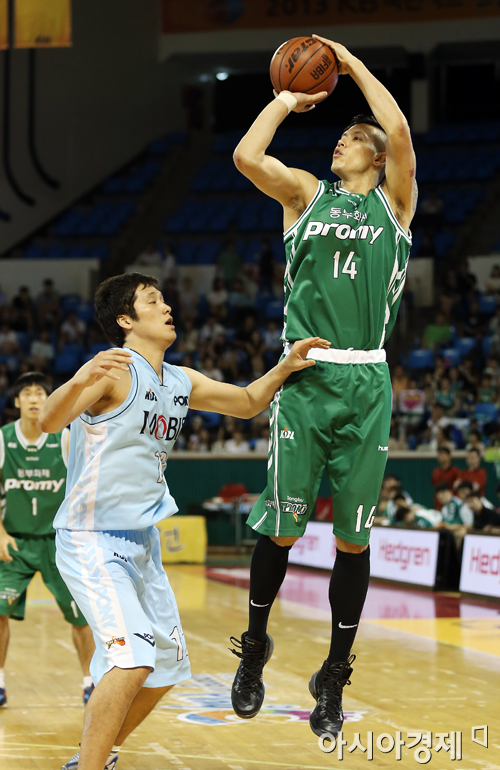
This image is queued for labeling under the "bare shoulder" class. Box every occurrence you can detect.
[286,168,320,212]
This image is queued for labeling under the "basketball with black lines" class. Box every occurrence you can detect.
[270,36,339,97]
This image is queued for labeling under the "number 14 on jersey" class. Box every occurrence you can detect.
[333,250,357,280]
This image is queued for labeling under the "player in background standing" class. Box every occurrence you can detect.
[0,372,94,707]
[39,272,329,770]
[228,35,417,737]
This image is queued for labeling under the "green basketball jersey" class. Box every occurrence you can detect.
[0,421,67,536]
[282,180,412,349]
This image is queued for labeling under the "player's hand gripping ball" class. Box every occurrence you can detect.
[270,36,339,97]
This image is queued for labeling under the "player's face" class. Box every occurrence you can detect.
[130,285,176,345]
[15,384,48,419]
[331,125,383,178]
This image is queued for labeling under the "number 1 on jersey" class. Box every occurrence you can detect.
[32,497,38,516]
[333,250,357,280]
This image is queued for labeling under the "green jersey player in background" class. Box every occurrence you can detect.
[229,35,417,738]
[0,372,94,707]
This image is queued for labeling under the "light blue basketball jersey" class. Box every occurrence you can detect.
[54,348,192,531]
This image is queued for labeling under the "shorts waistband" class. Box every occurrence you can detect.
[284,344,386,364]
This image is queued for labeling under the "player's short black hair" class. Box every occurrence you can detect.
[14,371,51,398]
[95,272,161,347]
[467,447,481,457]
[343,114,386,151]
[435,481,451,492]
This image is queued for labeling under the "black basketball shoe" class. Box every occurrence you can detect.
[229,632,274,719]
[308,654,355,737]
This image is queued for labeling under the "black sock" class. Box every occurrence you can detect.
[327,546,370,663]
[247,535,291,644]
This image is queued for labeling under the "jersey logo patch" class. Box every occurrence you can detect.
[7,442,17,448]
[280,429,295,440]
[106,636,126,649]
[46,443,59,448]
[145,389,158,402]
[378,445,388,451]
[134,632,156,647]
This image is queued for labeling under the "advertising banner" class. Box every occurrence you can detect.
[460,534,500,598]
[157,515,207,564]
[162,0,500,35]
[0,0,7,50]
[15,0,71,48]
[289,522,440,587]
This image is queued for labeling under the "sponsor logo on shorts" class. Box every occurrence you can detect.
[0,588,20,605]
[113,552,128,562]
[378,445,389,451]
[134,632,156,647]
[145,388,158,402]
[280,428,295,439]
[106,636,126,649]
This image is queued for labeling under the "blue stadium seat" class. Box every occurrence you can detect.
[408,349,434,369]
[457,337,476,357]
[440,347,461,367]
[475,403,499,423]
[479,294,497,315]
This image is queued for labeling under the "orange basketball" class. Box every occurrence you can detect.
[270,36,339,97]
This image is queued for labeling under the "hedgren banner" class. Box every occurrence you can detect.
[162,0,500,34]
[15,0,71,48]
[0,0,8,49]
[460,534,500,598]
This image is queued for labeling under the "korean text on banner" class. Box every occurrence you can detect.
[15,0,71,49]
[0,0,8,49]
[156,515,207,564]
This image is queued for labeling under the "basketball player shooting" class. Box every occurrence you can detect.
[39,271,329,770]
[229,35,417,738]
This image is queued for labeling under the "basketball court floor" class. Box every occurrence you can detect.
[1,564,499,769]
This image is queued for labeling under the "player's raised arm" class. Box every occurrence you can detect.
[39,349,133,433]
[183,337,330,418]
[233,90,327,217]
[313,35,416,232]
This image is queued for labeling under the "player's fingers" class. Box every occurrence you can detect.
[10,540,18,551]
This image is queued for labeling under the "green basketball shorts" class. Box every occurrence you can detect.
[247,358,392,545]
[0,534,87,625]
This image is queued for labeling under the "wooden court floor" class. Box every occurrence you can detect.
[1,565,499,770]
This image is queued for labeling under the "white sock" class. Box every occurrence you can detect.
[0,670,5,689]
[83,676,93,689]
[110,746,120,753]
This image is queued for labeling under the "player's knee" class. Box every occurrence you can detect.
[0,614,9,625]
[270,535,300,547]
[335,537,368,554]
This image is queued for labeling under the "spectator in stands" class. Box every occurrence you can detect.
[422,312,452,351]
[0,323,20,356]
[30,330,55,372]
[213,333,239,383]
[254,426,269,454]
[418,187,444,230]
[263,321,281,355]
[376,475,412,524]
[388,415,407,451]
[477,374,497,404]
[257,238,275,294]
[207,277,228,320]
[211,426,227,453]
[484,355,500,389]
[435,482,471,527]
[135,243,162,267]
[10,286,34,333]
[59,311,86,349]
[485,264,500,296]
[161,244,177,284]
[36,279,60,329]
[0,363,9,394]
[187,415,204,451]
[228,278,252,320]
[456,260,477,301]
[392,494,441,529]
[431,447,460,509]
[391,364,409,401]
[464,298,486,337]
[163,278,180,324]
[458,357,478,393]
[456,448,487,496]
[178,276,198,325]
[217,239,240,287]
[225,427,250,454]
[246,330,266,380]
[197,428,211,453]
[177,318,199,355]
[200,356,224,382]
[427,404,450,449]
[434,376,459,415]
[200,314,225,346]
[465,429,485,453]
[465,492,500,531]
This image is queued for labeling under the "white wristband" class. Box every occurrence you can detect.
[276,91,297,114]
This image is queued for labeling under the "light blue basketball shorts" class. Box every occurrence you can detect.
[55,526,191,688]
